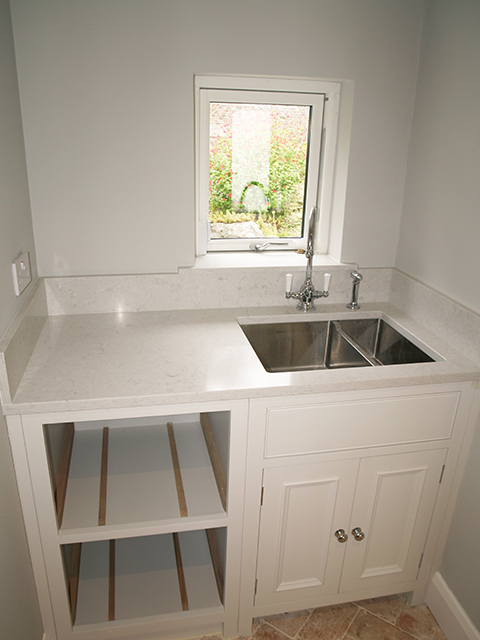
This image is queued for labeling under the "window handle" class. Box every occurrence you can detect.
[249,242,288,252]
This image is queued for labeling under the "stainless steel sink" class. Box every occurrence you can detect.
[239,317,436,373]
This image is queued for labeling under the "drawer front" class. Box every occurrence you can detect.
[265,392,460,458]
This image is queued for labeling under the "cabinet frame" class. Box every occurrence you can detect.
[7,382,480,640]
[238,382,479,635]
[7,399,249,640]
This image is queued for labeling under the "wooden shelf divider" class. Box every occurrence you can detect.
[172,532,189,611]
[69,542,82,624]
[55,423,75,528]
[98,427,109,526]
[200,414,227,511]
[206,529,224,604]
[109,540,115,621]
[167,422,188,517]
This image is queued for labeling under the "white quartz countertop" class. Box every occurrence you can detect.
[3,302,479,415]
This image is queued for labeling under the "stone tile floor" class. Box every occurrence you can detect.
[248,595,447,640]
[199,595,447,640]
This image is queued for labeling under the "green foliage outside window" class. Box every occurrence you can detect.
[209,105,308,237]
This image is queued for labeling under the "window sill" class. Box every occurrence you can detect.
[193,251,345,270]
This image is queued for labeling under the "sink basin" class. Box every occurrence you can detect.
[239,317,436,373]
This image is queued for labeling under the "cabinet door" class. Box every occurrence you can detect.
[340,449,446,593]
[255,460,358,607]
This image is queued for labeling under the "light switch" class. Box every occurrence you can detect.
[12,251,32,296]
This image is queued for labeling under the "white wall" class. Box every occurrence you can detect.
[0,3,37,330]
[0,0,42,637]
[10,0,424,276]
[396,0,480,630]
[396,0,480,315]
[441,415,480,632]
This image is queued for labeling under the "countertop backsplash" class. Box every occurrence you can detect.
[41,265,391,315]
[390,270,480,367]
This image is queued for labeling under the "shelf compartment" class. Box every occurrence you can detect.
[44,413,229,534]
[66,529,225,627]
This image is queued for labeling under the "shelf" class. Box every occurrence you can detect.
[45,413,229,538]
[67,529,225,628]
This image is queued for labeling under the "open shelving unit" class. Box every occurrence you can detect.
[39,408,238,638]
[65,529,225,627]
[49,413,228,539]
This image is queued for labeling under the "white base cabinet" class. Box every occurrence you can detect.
[255,449,446,607]
[6,382,479,640]
[238,382,478,634]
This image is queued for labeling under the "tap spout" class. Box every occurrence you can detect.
[285,207,331,312]
[304,204,316,280]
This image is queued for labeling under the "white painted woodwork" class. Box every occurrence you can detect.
[237,382,478,634]
[11,400,249,640]
[254,449,446,606]
[265,391,459,458]
[75,531,222,626]
[339,449,446,592]
[5,415,58,640]
[6,383,479,640]
[55,419,226,539]
[255,460,358,606]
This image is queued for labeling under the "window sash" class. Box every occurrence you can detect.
[195,77,340,254]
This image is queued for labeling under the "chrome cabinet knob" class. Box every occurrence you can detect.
[351,527,365,541]
[335,529,348,543]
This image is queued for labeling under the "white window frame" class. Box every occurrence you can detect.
[195,75,341,254]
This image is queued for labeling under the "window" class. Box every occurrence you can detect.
[195,75,340,254]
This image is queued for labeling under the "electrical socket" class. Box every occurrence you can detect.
[12,251,32,296]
